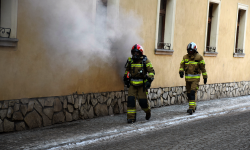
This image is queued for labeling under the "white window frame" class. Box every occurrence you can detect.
[233,3,248,58]
[155,0,176,55]
[204,0,221,57]
[0,0,18,46]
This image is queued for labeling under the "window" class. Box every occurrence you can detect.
[0,0,18,47]
[155,0,176,55]
[234,3,248,58]
[204,0,221,57]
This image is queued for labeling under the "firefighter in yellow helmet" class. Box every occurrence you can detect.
[179,42,208,115]
[124,44,155,123]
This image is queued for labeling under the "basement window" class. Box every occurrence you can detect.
[155,0,176,55]
[204,0,221,57]
[234,4,248,58]
[0,0,18,47]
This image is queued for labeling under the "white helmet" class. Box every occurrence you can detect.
[187,42,197,53]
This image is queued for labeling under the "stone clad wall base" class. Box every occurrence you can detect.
[0,81,249,133]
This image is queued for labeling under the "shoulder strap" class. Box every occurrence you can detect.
[142,55,147,74]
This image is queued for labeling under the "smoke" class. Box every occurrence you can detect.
[29,0,143,77]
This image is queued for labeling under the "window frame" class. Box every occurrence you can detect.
[0,0,18,47]
[233,3,248,58]
[204,0,221,57]
[155,0,176,55]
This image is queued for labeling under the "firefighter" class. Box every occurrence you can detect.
[124,44,155,123]
[179,42,207,115]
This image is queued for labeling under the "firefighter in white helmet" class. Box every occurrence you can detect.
[124,44,155,123]
[179,42,208,115]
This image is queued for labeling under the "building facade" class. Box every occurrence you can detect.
[0,0,250,132]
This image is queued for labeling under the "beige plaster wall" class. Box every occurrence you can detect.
[1,0,250,101]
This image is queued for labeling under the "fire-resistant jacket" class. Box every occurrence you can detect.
[179,53,207,82]
[124,56,155,86]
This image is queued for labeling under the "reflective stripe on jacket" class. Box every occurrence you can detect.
[179,53,207,82]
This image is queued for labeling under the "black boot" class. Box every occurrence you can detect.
[127,119,136,123]
[187,109,194,115]
[145,110,151,120]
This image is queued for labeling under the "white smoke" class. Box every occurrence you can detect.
[29,0,144,77]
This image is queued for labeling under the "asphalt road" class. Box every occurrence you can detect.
[83,110,250,150]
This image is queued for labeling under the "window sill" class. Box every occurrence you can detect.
[233,53,245,58]
[0,38,18,47]
[204,51,218,57]
[155,49,174,55]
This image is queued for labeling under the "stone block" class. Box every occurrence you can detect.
[4,119,14,132]
[24,111,42,129]
[81,107,88,119]
[163,87,169,92]
[67,95,74,104]
[9,100,15,107]
[177,96,182,104]
[0,119,3,132]
[73,98,79,109]
[63,99,67,109]
[72,110,79,120]
[7,107,13,118]
[20,105,28,116]
[53,112,65,124]
[88,106,94,119]
[42,114,51,127]
[118,98,123,114]
[15,122,26,131]
[94,103,108,117]
[151,93,158,100]
[121,94,126,102]
[150,101,154,108]
[111,98,118,107]
[91,98,98,107]
[38,98,45,107]
[177,87,182,95]
[163,100,168,105]
[116,92,122,98]
[107,98,112,107]
[45,97,54,106]
[65,111,72,122]
[2,101,8,109]
[12,112,23,121]
[123,102,127,113]
[0,102,2,109]
[81,95,86,104]
[163,92,168,99]
[169,91,173,97]
[108,106,114,115]
[21,98,29,104]
[171,97,175,105]
[14,103,20,112]
[67,105,74,113]
[34,100,43,115]
[0,109,7,120]
[160,97,164,106]
[157,88,163,97]
[43,108,54,119]
[109,92,115,100]
[27,100,35,112]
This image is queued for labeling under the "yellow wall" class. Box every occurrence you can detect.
[1,0,250,101]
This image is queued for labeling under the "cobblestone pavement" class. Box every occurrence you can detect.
[1,96,250,150]
[84,110,250,150]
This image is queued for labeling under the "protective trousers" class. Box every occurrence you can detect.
[127,85,151,119]
[186,81,199,110]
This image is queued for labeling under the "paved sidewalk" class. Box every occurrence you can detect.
[1,96,250,150]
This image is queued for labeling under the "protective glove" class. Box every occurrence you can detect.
[145,78,153,89]
[145,81,151,89]
[179,72,184,78]
[204,78,207,84]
